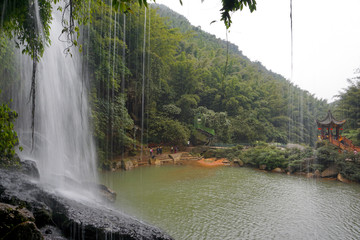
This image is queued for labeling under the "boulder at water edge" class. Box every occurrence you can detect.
[321,165,338,178]
[314,170,321,178]
[337,173,351,183]
[306,173,314,178]
[233,159,244,167]
[122,159,134,171]
[83,182,117,203]
[271,168,284,173]
[20,159,40,179]
[259,164,267,170]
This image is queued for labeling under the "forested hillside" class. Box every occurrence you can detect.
[0,2,337,169]
[78,3,331,167]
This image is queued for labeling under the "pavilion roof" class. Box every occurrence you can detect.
[316,110,346,128]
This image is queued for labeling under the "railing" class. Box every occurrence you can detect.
[343,137,353,148]
[328,135,360,153]
[209,143,237,147]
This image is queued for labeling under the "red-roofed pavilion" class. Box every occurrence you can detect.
[316,110,346,140]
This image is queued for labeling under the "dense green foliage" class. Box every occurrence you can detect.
[0,96,21,165]
[336,152,360,182]
[0,0,256,61]
[315,141,360,182]
[205,141,360,182]
[201,142,316,172]
[333,78,360,146]
[205,140,360,182]
[0,0,52,60]
[152,4,328,145]
[0,37,19,96]
[242,143,288,170]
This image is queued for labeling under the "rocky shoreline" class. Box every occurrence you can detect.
[0,161,173,240]
[112,148,354,184]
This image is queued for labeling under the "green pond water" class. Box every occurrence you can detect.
[99,165,360,240]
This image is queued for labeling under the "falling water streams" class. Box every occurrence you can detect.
[111,11,117,159]
[146,8,151,144]
[288,0,294,143]
[15,8,98,197]
[107,0,113,160]
[140,8,147,160]
[122,14,127,154]
[33,0,45,40]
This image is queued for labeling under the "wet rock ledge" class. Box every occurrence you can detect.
[0,165,173,240]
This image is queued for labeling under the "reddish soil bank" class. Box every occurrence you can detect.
[196,158,228,167]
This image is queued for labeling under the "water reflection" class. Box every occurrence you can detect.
[99,166,360,240]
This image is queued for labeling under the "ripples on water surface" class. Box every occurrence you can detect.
[99,166,360,240]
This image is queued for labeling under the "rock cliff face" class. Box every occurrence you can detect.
[0,167,173,240]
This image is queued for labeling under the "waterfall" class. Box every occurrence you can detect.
[299,90,304,143]
[15,8,98,192]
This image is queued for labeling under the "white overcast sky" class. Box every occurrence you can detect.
[155,0,360,102]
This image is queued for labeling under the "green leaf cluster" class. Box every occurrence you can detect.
[0,0,53,60]
[0,96,21,164]
[220,0,257,28]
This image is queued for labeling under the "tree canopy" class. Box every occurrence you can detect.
[334,78,360,146]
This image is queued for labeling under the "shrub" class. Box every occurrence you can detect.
[0,99,22,165]
[201,145,244,161]
[309,163,325,172]
[148,116,190,146]
[286,147,316,172]
[315,143,341,165]
[242,144,287,170]
[336,152,360,181]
